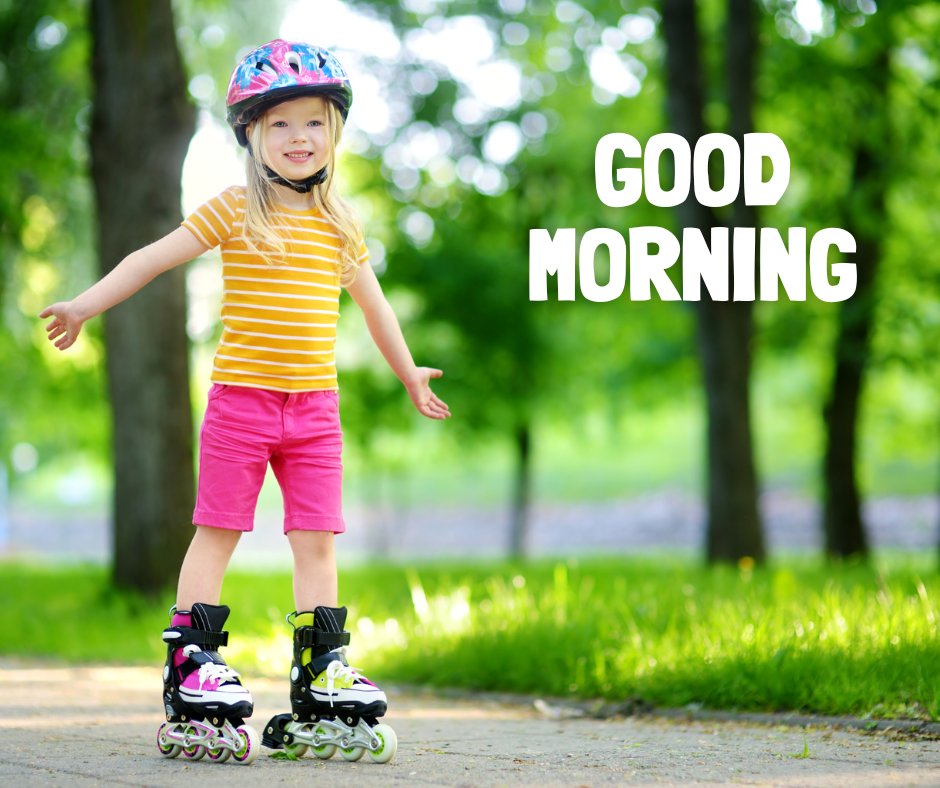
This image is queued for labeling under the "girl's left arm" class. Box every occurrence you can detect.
[346,262,451,421]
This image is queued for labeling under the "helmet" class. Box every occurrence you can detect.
[225,39,352,147]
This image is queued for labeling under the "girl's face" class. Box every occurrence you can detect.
[259,95,332,183]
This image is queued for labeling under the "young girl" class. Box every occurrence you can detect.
[41,40,448,765]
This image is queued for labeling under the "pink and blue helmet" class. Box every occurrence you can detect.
[225,39,353,148]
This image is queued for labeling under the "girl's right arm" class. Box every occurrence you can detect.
[40,226,209,351]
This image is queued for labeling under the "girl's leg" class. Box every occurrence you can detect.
[176,525,242,609]
[275,529,388,735]
[286,530,337,611]
[163,526,253,746]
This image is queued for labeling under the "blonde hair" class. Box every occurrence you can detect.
[242,98,362,286]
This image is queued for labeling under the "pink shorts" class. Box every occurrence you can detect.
[193,384,345,533]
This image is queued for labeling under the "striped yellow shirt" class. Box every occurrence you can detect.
[182,186,367,392]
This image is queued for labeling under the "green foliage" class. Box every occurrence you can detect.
[0,3,107,488]
[1,555,936,720]
[341,0,698,452]
[174,0,288,118]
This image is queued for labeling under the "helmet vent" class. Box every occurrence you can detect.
[285,51,303,74]
[256,58,277,77]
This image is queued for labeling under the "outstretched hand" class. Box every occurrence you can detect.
[39,302,84,351]
[405,367,451,420]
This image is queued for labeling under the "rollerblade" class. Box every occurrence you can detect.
[156,602,259,765]
[262,605,397,763]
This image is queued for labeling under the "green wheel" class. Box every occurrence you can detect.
[368,723,397,764]
[311,724,336,759]
[283,722,310,758]
[339,745,364,761]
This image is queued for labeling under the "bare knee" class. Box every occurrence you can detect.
[288,530,335,562]
[192,525,242,554]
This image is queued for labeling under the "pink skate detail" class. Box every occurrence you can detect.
[170,613,199,678]
[174,645,245,700]
[179,667,226,692]
[171,611,192,627]
[177,646,230,692]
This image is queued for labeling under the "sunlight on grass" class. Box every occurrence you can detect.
[361,556,940,721]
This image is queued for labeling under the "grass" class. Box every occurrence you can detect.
[1,554,937,721]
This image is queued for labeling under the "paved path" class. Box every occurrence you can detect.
[1,664,938,786]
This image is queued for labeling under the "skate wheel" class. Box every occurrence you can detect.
[283,722,309,758]
[311,724,336,759]
[182,743,206,761]
[157,723,181,758]
[339,745,364,762]
[368,723,397,764]
[232,724,259,765]
[206,744,232,763]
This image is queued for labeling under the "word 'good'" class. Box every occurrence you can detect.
[595,132,789,208]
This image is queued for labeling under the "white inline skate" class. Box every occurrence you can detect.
[262,605,397,764]
[156,602,259,765]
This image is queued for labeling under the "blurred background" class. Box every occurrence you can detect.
[2,0,939,589]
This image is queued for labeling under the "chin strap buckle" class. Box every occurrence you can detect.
[262,163,328,193]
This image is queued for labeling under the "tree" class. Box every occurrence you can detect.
[660,0,766,563]
[90,0,195,592]
[760,3,908,559]
[819,8,897,559]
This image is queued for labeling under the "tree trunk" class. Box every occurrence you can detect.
[661,0,765,563]
[90,0,196,592]
[822,27,891,559]
[509,423,532,558]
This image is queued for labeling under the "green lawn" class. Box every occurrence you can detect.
[2,554,937,721]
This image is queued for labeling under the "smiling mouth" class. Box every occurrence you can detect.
[286,152,313,162]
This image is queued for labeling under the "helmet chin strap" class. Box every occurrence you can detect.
[263,164,328,193]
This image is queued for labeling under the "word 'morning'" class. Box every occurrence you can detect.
[529,226,857,303]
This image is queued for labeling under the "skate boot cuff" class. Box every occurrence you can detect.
[313,606,348,633]
[190,602,232,632]
[164,602,232,649]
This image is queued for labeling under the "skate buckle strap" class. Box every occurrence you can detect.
[162,626,229,649]
[297,628,350,648]
[187,648,226,666]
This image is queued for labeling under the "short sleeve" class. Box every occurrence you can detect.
[356,234,370,267]
[181,187,242,249]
